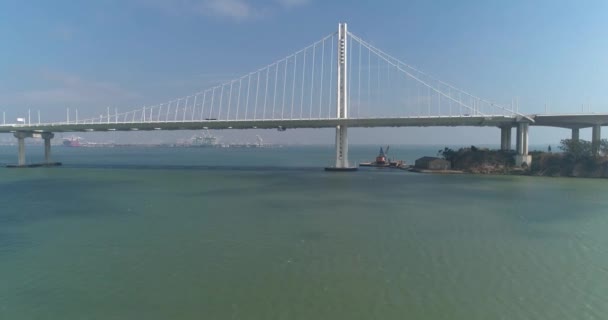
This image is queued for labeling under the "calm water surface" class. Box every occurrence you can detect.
[0,145,607,319]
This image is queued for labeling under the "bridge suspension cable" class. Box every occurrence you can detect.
[47,25,528,126]
[68,32,342,125]
[345,31,523,119]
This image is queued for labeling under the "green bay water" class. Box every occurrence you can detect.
[0,145,607,319]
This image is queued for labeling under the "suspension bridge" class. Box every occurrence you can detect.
[2,23,607,168]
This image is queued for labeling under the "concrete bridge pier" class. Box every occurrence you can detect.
[500,126,512,151]
[334,125,349,168]
[17,134,26,166]
[571,128,580,142]
[13,131,33,166]
[515,122,531,167]
[42,132,54,163]
[10,131,58,167]
[592,125,601,156]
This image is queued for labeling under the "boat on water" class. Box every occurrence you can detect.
[359,146,408,169]
[190,131,270,148]
[62,136,113,148]
[62,136,83,147]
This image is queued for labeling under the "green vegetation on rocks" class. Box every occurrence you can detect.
[438,139,608,178]
[437,146,516,174]
[530,139,608,178]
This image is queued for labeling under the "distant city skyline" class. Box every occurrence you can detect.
[1,0,607,144]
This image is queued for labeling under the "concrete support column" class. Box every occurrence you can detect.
[571,128,580,142]
[500,126,512,151]
[592,125,601,156]
[515,122,531,167]
[515,123,523,154]
[42,132,54,163]
[13,131,32,166]
[522,123,529,156]
[17,137,25,166]
[335,125,349,168]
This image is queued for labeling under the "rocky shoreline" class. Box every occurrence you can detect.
[423,145,608,179]
[529,152,608,178]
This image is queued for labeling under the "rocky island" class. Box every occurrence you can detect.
[431,139,608,178]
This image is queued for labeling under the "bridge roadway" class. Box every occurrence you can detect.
[0,115,519,133]
[1,113,607,167]
[1,114,608,133]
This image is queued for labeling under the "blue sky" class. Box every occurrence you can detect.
[1,0,608,144]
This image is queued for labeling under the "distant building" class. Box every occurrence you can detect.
[415,157,451,170]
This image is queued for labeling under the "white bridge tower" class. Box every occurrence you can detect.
[326,22,357,171]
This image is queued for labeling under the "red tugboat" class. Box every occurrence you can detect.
[359,146,408,169]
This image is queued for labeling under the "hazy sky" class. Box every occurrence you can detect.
[1,0,607,145]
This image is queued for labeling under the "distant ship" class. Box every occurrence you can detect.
[226,135,265,148]
[190,131,268,148]
[190,130,221,147]
[61,136,111,147]
[62,136,83,147]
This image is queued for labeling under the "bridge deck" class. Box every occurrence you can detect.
[1,114,607,133]
[0,116,519,133]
